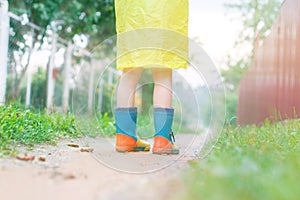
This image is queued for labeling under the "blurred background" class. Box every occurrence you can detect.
[0,0,292,130]
[1,2,300,199]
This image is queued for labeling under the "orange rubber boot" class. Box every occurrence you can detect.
[116,134,150,152]
[152,135,179,155]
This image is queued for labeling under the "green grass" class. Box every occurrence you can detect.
[75,112,115,137]
[0,105,189,152]
[0,104,79,155]
[183,119,300,200]
[1,104,132,156]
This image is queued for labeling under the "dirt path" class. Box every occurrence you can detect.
[0,134,202,200]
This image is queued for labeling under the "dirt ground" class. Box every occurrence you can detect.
[0,134,203,200]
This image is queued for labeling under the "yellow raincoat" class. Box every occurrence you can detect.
[115,0,189,70]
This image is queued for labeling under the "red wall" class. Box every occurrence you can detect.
[237,0,300,125]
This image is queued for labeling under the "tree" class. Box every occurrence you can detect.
[7,0,116,101]
[222,0,282,123]
[9,0,115,46]
[226,0,282,55]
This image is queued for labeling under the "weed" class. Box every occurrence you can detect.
[0,104,79,155]
[183,119,300,200]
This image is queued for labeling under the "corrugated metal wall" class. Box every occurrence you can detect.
[237,0,300,125]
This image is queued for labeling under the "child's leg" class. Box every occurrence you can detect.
[114,67,150,152]
[152,68,179,154]
[117,68,143,107]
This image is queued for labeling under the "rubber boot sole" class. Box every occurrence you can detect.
[152,147,179,155]
[116,145,150,152]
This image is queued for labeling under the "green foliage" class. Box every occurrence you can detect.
[0,104,79,155]
[72,112,115,138]
[7,0,116,100]
[100,82,116,116]
[98,113,115,136]
[19,68,47,109]
[225,0,282,50]
[222,59,250,92]
[221,59,249,125]
[8,0,116,45]
[136,113,186,138]
[140,70,154,114]
[141,83,154,114]
[225,90,238,125]
[71,66,117,116]
[75,111,189,139]
[183,119,300,200]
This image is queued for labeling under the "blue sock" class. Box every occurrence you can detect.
[114,107,138,141]
[153,107,174,141]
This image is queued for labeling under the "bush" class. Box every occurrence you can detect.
[0,104,79,155]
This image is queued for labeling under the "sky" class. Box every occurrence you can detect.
[188,0,243,68]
